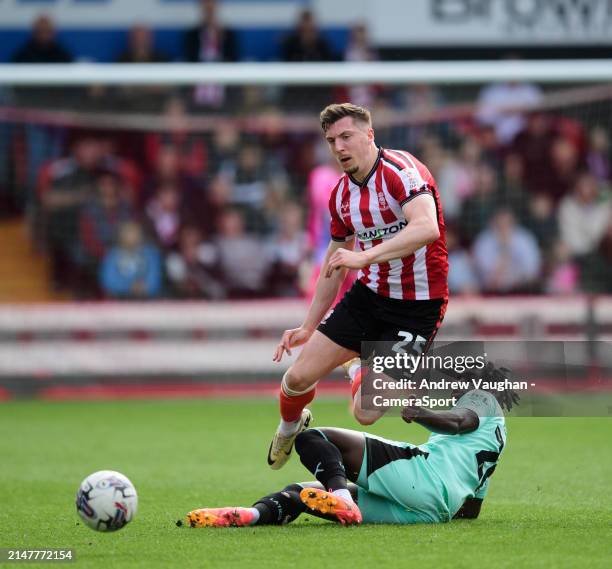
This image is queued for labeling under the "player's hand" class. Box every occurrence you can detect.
[325,249,368,277]
[401,399,422,423]
[273,327,312,362]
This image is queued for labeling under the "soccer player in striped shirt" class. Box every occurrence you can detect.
[268,103,449,470]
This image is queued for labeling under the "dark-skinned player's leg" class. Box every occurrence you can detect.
[251,480,360,525]
[293,427,366,525]
[180,480,360,528]
[299,427,366,481]
[179,428,365,528]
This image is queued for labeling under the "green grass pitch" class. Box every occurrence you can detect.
[1,399,610,568]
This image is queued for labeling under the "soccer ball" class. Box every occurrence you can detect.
[76,470,138,532]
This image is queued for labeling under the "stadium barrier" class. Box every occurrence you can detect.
[0,296,609,400]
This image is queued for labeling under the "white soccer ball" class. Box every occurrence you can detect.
[76,470,138,532]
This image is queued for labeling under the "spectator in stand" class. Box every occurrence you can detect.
[98,136,142,203]
[185,0,237,107]
[340,24,379,108]
[200,173,232,238]
[221,143,275,234]
[524,193,558,252]
[498,152,528,222]
[215,209,270,298]
[436,137,483,223]
[458,162,500,244]
[446,226,479,296]
[145,97,207,182]
[41,136,105,290]
[418,134,446,183]
[165,226,225,299]
[392,85,446,150]
[76,171,132,296]
[100,221,162,299]
[142,143,201,214]
[266,202,309,297]
[257,107,296,177]
[12,15,73,192]
[303,143,355,301]
[476,62,542,145]
[115,25,170,112]
[281,10,336,109]
[117,25,168,63]
[306,147,341,269]
[545,241,579,295]
[185,0,237,62]
[545,136,583,203]
[477,124,505,168]
[208,122,240,176]
[586,126,611,185]
[238,85,271,115]
[472,209,541,294]
[281,9,335,62]
[12,14,72,64]
[144,183,184,250]
[571,206,612,293]
[344,23,376,63]
[558,172,610,260]
[589,213,612,292]
[511,113,568,201]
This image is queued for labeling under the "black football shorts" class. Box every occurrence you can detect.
[318,280,446,362]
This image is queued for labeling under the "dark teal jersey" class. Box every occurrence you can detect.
[421,390,506,516]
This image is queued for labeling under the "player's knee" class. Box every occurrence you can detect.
[294,429,323,455]
[282,483,304,494]
[284,366,316,394]
[352,406,379,426]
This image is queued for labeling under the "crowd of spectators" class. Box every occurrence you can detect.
[1,3,611,299]
[31,122,313,300]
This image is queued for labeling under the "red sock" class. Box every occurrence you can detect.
[279,387,316,422]
[350,367,367,399]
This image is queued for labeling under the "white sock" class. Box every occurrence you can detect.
[247,507,260,525]
[278,418,301,436]
[347,361,361,381]
[331,488,354,504]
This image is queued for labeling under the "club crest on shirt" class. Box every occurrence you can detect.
[340,201,351,218]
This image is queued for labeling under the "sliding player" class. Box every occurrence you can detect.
[181,384,517,527]
[268,102,448,469]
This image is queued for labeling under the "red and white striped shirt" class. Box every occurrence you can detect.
[329,147,448,301]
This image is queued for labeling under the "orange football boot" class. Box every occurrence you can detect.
[299,488,362,526]
[180,507,255,528]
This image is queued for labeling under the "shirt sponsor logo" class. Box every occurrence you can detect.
[357,220,407,242]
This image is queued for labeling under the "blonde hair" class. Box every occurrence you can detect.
[319,103,372,132]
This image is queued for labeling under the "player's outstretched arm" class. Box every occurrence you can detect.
[401,405,479,435]
[273,238,353,362]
